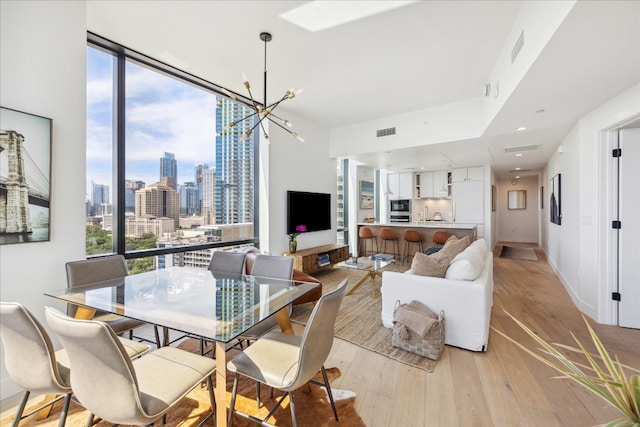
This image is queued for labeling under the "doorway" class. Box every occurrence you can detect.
[614,127,640,328]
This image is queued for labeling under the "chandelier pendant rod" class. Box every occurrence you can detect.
[261,32,271,119]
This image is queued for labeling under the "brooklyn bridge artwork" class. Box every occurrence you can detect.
[0,107,51,245]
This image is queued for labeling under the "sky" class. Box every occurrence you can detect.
[86,46,218,200]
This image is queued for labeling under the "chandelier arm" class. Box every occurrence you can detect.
[231,110,259,125]
[244,87,263,111]
[258,119,269,140]
[267,117,297,135]
[264,94,291,112]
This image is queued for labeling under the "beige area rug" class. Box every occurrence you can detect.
[499,245,538,260]
[3,340,365,427]
[292,263,439,372]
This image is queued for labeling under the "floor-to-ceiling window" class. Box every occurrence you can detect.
[86,33,259,270]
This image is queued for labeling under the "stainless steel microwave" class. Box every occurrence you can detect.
[389,199,411,213]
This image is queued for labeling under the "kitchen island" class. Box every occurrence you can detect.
[356,222,477,260]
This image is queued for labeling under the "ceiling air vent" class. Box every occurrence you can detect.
[376,127,396,138]
[511,30,524,64]
[504,144,540,154]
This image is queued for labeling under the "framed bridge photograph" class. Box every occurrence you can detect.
[0,106,52,245]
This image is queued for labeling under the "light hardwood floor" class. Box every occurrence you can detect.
[325,242,640,427]
[2,243,638,426]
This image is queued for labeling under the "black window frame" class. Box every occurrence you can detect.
[87,32,261,260]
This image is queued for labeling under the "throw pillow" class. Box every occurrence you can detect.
[432,235,471,263]
[445,245,485,280]
[410,252,450,278]
[468,238,487,254]
[424,246,442,255]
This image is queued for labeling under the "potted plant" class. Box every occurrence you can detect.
[493,310,639,427]
[288,224,306,253]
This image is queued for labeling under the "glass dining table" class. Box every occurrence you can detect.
[45,266,319,427]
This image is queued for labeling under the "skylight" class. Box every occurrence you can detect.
[279,1,418,32]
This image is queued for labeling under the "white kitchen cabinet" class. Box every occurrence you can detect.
[452,180,484,223]
[387,173,413,199]
[414,172,434,198]
[415,171,450,198]
[452,166,483,182]
[451,166,484,224]
[432,170,450,197]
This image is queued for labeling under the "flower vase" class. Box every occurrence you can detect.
[289,240,297,254]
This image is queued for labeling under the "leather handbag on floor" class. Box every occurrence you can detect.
[392,300,445,360]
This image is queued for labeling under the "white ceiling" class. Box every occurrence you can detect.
[87,1,640,178]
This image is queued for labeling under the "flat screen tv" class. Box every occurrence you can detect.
[287,191,331,234]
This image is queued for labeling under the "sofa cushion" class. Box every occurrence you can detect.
[468,238,488,254]
[410,252,450,278]
[432,235,471,263]
[445,245,484,281]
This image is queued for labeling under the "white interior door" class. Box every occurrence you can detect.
[617,128,640,328]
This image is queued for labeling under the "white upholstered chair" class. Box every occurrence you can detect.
[65,255,162,348]
[44,306,217,426]
[227,278,349,427]
[0,302,150,427]
[208,250,246,278]
[235,255,295,346]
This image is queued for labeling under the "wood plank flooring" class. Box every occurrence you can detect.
[2,243,638,426]
[324,242,640,427]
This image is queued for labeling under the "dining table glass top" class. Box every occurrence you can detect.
[45,266,318,344]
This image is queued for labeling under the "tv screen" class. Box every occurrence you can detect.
[287,191,331,234]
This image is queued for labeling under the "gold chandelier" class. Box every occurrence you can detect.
[223,32,304,143]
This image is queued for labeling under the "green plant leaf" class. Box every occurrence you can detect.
[492,308,640,425]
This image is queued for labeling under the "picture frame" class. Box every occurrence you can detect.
[359,180,374,209]
[0,106,52,244]
[550,174,561,225]
[507,190,526,210]
[491,185,496,212]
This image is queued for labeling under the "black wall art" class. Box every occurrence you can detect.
[550,174,561,225]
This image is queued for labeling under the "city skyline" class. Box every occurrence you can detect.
[86,46,217,200]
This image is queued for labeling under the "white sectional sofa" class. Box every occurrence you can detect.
[380,238,493,352]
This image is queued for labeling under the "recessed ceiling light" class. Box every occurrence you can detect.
[279,1,418,32]
[515,167,521,170]
[516,127,527,131]
[515,153,523,157]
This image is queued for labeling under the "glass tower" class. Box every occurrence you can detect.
[215,97,255,225]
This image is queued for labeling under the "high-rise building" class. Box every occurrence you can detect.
[215,97,254,225]
[179,181,199,215]
[91,181,109,216]
[194,163,208,215]
[201,168,216,225]
[124,179,145,213]
[134,178,180,227]
[159,152,177,190]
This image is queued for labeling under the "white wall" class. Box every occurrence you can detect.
[0,0,88,400]
[265,109,335,257]
[0,1,336,401]
[496,176,539,243]
[542,83,640,324]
